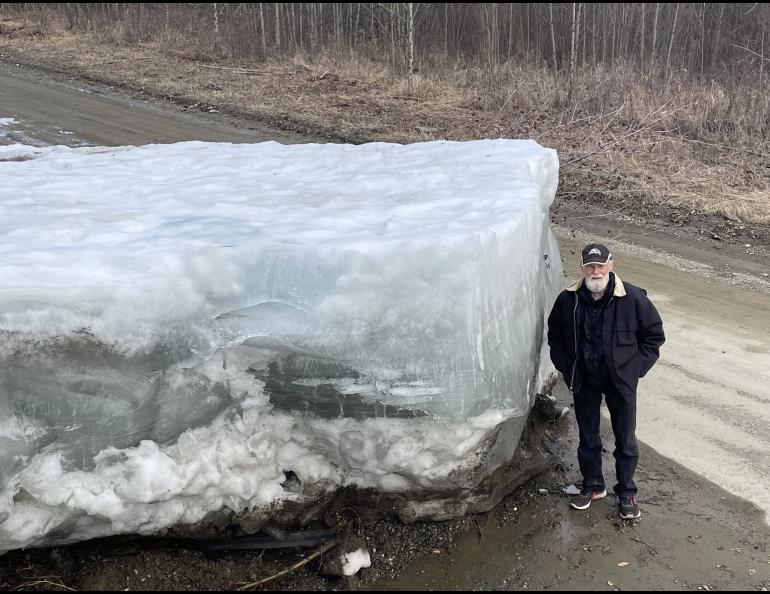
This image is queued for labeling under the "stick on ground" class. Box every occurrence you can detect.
[236,540,338,591]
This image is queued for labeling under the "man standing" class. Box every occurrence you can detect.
[547,243,665,520]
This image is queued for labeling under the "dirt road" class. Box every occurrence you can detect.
[0,61,317,146]
[1,61,769,591]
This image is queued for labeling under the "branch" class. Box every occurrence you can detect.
[561,99,690,169]
[674,137,767,158]
[15,579,76,591]
[236,540,337,591]
[730,43,770,63]
[373,2,408,24]
[632,537,661,556]
[99,56,152,65]
[195,64,268,74]
[561,125,649,168]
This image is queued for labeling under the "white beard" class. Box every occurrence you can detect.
[585,275,610,294]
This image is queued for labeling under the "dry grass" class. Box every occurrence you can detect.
[602,146,770,225]
[1,18,769,233]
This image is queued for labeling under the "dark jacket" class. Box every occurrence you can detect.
[547,273,665,398]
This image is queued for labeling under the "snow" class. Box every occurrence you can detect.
[341,548,372,576]
[0,117,16,138]
[0,138,561,552]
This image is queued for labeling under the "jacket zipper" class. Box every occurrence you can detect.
[569,291,616,393]
[569,292,578,393]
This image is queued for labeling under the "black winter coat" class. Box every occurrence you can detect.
[547,273,665,398]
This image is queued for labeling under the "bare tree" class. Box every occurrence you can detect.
[212,3,223,52]
[549,3,558,71]
[7,0,770,101]
[407,2,415,74]
[666,2,680,72]
[711,3,725,71]
[257,3,267,54]
[274,3,281,50]
[569,2,582,102]
[651,2,660,64]
[639,2,647,64]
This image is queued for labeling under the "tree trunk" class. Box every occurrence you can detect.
[369,1,374,45]
[213,3,220,51]
[611,4,616,63]
[759,23,766,82]
[407,2,415,74]
[527,2,531,60]
[274,2,281,50]
[639,2,647,64]
[652,2,660,63]
[581,2,587,65]
[602,5,608,64]
[353,3,360,51]
[591,5,596,64]
[298,2,304,52]
[700,2,706,75]
[390,3,396,70]
[348,2,353,54]
[288,2,296,52]
[569,2,580,101]
[259,3,267,54]
[711,3,725,71]
[549,3,558,71]
[666,2,680,73]
[444,3,449,60]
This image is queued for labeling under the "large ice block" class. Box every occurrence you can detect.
[0,139,562,552]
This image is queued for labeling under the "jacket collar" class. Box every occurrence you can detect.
[567,272,627,297]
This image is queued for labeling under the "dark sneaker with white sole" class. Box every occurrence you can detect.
[569,487,607,510]
[619,496,641,519]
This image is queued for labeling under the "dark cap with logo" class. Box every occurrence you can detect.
[581,243,612,266]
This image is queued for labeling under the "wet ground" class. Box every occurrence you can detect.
[1,59,770,590]
[376,386,770,591]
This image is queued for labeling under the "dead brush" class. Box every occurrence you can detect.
[598,141,770,225]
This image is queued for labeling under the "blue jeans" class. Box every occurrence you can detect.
[574,380,639,497]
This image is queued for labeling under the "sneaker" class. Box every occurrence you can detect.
[619,496,641,519]
[569,487,607,510]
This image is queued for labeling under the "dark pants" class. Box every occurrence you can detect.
[573,380,639,497]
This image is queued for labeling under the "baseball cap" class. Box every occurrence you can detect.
[581,243,612,266]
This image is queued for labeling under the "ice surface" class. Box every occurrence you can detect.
[0,139,561,551]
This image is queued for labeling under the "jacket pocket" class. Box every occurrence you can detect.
[615,330,637,347]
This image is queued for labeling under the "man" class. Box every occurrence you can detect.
[547,243,665,520]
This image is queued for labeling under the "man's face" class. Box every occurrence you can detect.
[581,261,614,292]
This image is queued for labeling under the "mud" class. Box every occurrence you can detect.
[376,385,770,591]
[1,55,770,591]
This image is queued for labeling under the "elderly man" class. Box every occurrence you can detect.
[547,243,665,520]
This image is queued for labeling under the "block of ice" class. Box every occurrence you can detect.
[0,139,561,552]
